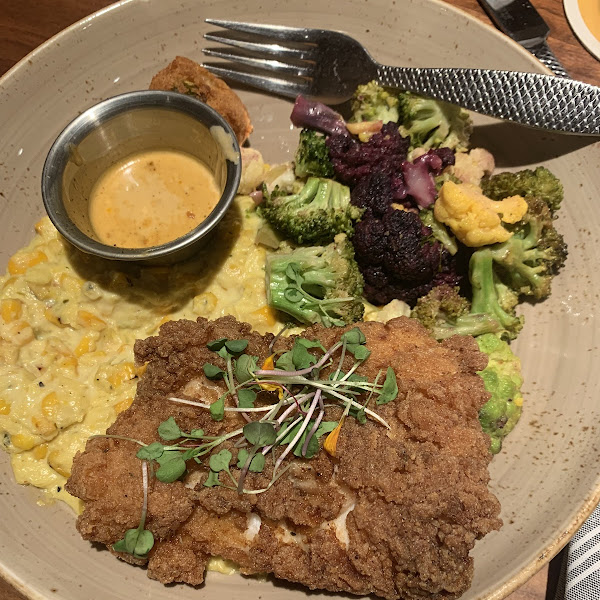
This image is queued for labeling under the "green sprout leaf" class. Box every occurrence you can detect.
[225,339,249,355]
[207,338,227,351]
[237,388,257,408]
[210,396,225,421]
[113,527,154,558]
[204,470,221,488]
[237,449,266,472]
[243,421,277,446]
[341,328,366,345]
[346,344,371,360]
[275,351,295,371]
[203,363,225,380]
[295,338,326,352]
[376,367,398,405]
[235,354,258,384]
[217,346,231,360]
[291,339,317,370]
[136,442,165,461]
[209,449,232,472]
[155,453,186,483]
[356,408,367,424]
[157,417,182,441]
[189,428,205,438]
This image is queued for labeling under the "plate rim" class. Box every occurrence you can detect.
[0,1,594,599]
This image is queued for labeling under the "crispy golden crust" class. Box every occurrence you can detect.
[149,56,253,144]
[66,316,501,598]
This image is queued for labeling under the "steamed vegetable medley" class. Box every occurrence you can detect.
[254,82,567,453]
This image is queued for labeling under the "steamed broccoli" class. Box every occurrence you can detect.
[397,91,472,152]
[265,234,364,327]
[411,284,507,339]
[261,176,363,245]
[294,129,334,178]
[419,208,458,255]
[350,81,400,124]
[477,196,568,301]
[481,166,563,213]
[476,333,524,454]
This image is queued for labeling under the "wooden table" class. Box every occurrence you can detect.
[0,1,597,599]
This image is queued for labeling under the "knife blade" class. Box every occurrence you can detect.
[478,0,570,77]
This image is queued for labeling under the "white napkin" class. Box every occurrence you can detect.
[555,503,600,599]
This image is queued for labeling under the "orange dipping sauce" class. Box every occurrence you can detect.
[89,149,220,248]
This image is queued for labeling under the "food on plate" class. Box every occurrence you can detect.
[89,148,221,248]
[265,233,365,326]
[149,55,253,144]
[66,315,502,600]
[0,193,286,509]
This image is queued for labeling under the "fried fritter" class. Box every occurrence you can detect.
[149,56,253,144]
[66,316,501,600]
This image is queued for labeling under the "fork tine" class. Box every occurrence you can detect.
[201,64,308,99]
[203,48,312,78]
[205,19,316,43]
[204,33,316,60]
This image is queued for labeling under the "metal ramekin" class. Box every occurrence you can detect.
[41,90,242,264]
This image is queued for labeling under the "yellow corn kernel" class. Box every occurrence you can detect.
[34,219,46,234]
[47,451,70,478]
[11,434,37,451]
[114,396,134,414]
[57,356,78,371]
[32,415,57,437]
[252,305,277,327]
[41,392,59,418]
[135,364,147,377]
[0,398,10,415]
[74,332,97,357]
[107,362,136,387]
[1,299,22,323]
[33,443,48,460]
[7,249,48,275]
[77,310,106,331]
[44,307,68,328]
[514,395,524,407]
[193,291,218,314]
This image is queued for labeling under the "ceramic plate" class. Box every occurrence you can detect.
[564,0,600,61]
[1,1,599,599]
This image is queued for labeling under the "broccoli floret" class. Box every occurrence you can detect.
[469,249,524,341]
[481,166,563,213]
[411,284,506,339]
[397,92,472,152]
[350,81,400,124]
[265,234,364,327]
[476,333,524,454]
[261,176,363,245]
[294,129,334,178]
[481,196,568,300]
[419,209,458,255]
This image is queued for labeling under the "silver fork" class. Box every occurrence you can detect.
[202,19,600,136]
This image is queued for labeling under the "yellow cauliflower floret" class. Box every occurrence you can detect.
[434,181,528,247]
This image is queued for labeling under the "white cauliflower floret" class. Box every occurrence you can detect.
[450,148,495,186]
[238,148,269,195]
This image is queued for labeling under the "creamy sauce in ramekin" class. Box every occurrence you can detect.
[89,149,220,248]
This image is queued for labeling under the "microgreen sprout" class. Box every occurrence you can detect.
[118,329,399,499]
[113,461,154,559]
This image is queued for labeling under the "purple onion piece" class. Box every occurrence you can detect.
[290,95,348,137]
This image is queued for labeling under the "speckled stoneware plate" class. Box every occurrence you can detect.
[0,1,599,599]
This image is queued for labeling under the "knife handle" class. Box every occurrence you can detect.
[530,42,570,78]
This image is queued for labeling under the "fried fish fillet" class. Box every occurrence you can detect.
[66,316,501,600]
[149,56,253,144]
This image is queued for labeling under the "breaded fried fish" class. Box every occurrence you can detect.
[66,316,501,600]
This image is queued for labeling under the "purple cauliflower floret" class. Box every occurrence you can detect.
[326,122,410,190]
[351,172,400,217]
[353,207,461,306]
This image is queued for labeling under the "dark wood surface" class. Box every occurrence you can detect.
[0,1,596,599]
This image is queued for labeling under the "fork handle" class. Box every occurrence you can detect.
[376,65,600,135]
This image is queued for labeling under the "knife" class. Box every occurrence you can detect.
[478,0,570,77]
